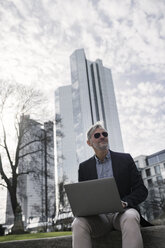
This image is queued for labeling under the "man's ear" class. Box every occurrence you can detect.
[87,140,91,147]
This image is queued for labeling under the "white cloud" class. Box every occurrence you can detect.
[137,0,165,17]
[1,0,165,83]
[95,0,165,74]
[117,81,165,156]
[0,0,164,159]
[98,0,132,19]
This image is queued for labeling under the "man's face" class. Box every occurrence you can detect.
[87,128,109,151]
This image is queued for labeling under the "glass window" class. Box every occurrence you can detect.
[158,152,165,162]
[147,179,153,186]
[146,168,151,177]
[157,176,163,183]
[154,165,161,175]
[147,156,159,165]
[147,152,165,165]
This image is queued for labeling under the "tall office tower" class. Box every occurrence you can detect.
[55,86,78,221]
[55,49,124,222]
[70,48,124,163]
[6,116,55,228]
[55,49,124,184]
[55,86,77,184]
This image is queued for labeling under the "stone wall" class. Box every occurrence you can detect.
[0,225,165,248]
[92,226,165,248]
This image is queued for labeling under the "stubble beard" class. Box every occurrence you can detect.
[93,141,109,151]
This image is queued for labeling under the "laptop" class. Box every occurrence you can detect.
[64,177,124,217]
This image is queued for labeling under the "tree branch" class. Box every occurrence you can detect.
[19,149,42,159]
[2,123,13,169]
[17,170,35,177]
[19,139,42,150]
[0,155,10,187]
[0,183,7,188]
[0,144,5,149]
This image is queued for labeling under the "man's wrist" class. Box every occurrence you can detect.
[121,201,128,208]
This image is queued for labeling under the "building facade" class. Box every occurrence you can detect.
[55,49,124,221]
[55,86,78,184]
[70,49,124,163]
[5,116,55,229]
[134,149,165,221]
[55,48,124,181]
[134,149,165,188]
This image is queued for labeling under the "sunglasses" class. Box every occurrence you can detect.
[94,132,108,139]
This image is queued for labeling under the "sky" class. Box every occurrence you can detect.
[0,0,165,159]
[0,0,165,224]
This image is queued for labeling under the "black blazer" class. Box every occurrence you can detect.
[78,150,152,226]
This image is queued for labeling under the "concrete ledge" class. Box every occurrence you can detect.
[0,226,165,248]
[92,225,165,248]
[0,235,72,248]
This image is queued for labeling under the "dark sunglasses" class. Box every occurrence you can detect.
[94,132,108,139]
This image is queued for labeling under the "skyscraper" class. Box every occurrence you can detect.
[55,48,124,186]
[55,86,78,184]
[70,49,124,162]
[5,116,55,228]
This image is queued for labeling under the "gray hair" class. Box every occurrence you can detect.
[87,122,106,140]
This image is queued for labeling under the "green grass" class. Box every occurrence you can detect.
[0,231,72,242]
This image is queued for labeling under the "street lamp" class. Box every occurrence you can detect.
[41,128,48,231]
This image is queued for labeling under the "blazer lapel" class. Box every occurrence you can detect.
[110,150,119,181]
[89,156,98,180]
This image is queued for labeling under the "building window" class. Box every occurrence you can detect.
[158,152,165,162]
[156,176,163,183]
[147,179,153,187]
[147,156,159,166]
[146,168,151,177]
[154,165,161,175]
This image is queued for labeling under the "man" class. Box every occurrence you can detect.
[72,123,149,248]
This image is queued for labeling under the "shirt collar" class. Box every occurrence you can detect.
[95,150,111,164]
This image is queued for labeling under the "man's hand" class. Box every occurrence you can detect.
[121,201,128,208]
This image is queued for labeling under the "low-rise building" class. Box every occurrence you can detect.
[134,149,165,221]
[134,149,165,187]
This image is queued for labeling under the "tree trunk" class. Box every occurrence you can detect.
[11,204,24,234]
[8,187,24,234]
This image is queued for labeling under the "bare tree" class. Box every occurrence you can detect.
[0,80,48,232]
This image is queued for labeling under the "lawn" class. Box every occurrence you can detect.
[0,231,72,242]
